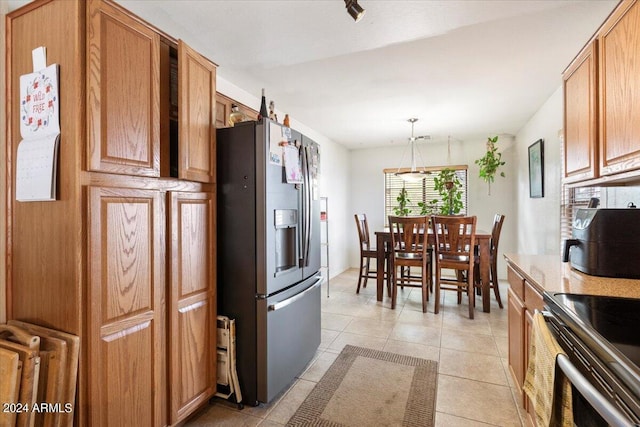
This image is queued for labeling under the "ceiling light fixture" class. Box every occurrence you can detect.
[345,0,366,23]
[395,118,429,182]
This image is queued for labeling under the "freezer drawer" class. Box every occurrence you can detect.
[256,274,322,403]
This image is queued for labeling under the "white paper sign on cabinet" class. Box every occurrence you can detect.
[16,59,61,202]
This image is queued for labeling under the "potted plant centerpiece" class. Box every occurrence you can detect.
[432,168,463,215]
[475,135,506,195]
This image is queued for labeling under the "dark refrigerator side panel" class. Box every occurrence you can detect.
[217,122,260,405]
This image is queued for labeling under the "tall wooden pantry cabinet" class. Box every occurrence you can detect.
[5,0,217,425]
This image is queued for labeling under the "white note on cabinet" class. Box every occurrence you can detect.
[16,62,60,201]
[16,134,60,201]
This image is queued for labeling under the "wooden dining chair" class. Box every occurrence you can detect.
[431,215,477,319]
[474,214,505,308]
[388,215,431,313]
[354,214,386,294]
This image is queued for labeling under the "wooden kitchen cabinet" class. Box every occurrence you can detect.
[215,97,229,128]
[168,191,217,424]
[507,265,525,391]
[563,40,598,183]
[507,264,543,425]
[6,1,217,425]
[178,42,217,183]
[215,92,258,128]
[598,0,640,177]
[87,0,161,177]
[507,288,525,390]
[88,1,218,184]
[563,0,640,183]
[87,186,167,426]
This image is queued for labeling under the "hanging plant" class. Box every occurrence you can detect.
[417,200,437,216]
[475,136,506,195]
[393,186,412,216]
[431,168,463,215]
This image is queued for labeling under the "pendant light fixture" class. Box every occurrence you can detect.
[395,118,429,182]
[345,0,366,22]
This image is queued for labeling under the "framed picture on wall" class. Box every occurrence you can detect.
[528,139,544,198]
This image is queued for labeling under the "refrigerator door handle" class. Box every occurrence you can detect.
[301,145,312,266]
[299,145,306,266]
[306,145,313,264]
[268,276,322,312]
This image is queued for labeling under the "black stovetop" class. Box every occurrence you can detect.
[554,293,640,368]
[545,292,640,400]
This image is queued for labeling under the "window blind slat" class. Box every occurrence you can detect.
[560,185,600,242]
[384,167,468,222]
[559,137,601,245]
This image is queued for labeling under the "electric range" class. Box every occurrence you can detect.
[544,292,640,425]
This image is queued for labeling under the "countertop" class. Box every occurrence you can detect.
[504,253,640,299]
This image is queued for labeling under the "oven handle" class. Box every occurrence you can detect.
[540,311,635,427]
[556,355,634,427]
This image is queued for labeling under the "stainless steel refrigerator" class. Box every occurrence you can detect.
[217,119,322,405]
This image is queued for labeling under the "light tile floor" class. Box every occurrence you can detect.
[186,269,526,426]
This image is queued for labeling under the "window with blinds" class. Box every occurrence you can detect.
[559,135,601,244]
[383,166,468,223]
[560,185,601,242]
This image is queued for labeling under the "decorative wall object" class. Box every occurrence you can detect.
[528,139,544,198]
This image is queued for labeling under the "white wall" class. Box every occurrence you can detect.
[514,87,563,255]
[601,186,640,208]
[217,78,352,278]
[349,134,517,279]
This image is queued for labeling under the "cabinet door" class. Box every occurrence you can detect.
[168,191,216,424]
[215,97,230,129]
[524,309,535,414]
[179,40,217,183]
[240,104,259,121]
[87,186,166,426]
[215,92,259,128]
[87,0,160,177]
[599,0,640,176]
[564,41,598,182]
[507,288,525,392]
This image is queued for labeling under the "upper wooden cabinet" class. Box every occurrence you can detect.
[87,0,161,177]
[215,97,230,128]
[178,41,217,183]
[563,0,640,183]
[598,0,640,176]
[88,2,218,183]
[215,92,258,128]
[563,41,598,183]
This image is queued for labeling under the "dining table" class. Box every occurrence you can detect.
[374,229,494,313]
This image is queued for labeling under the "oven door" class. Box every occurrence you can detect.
[543,311,638,427]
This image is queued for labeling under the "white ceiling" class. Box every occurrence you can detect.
[6,0,618,149]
